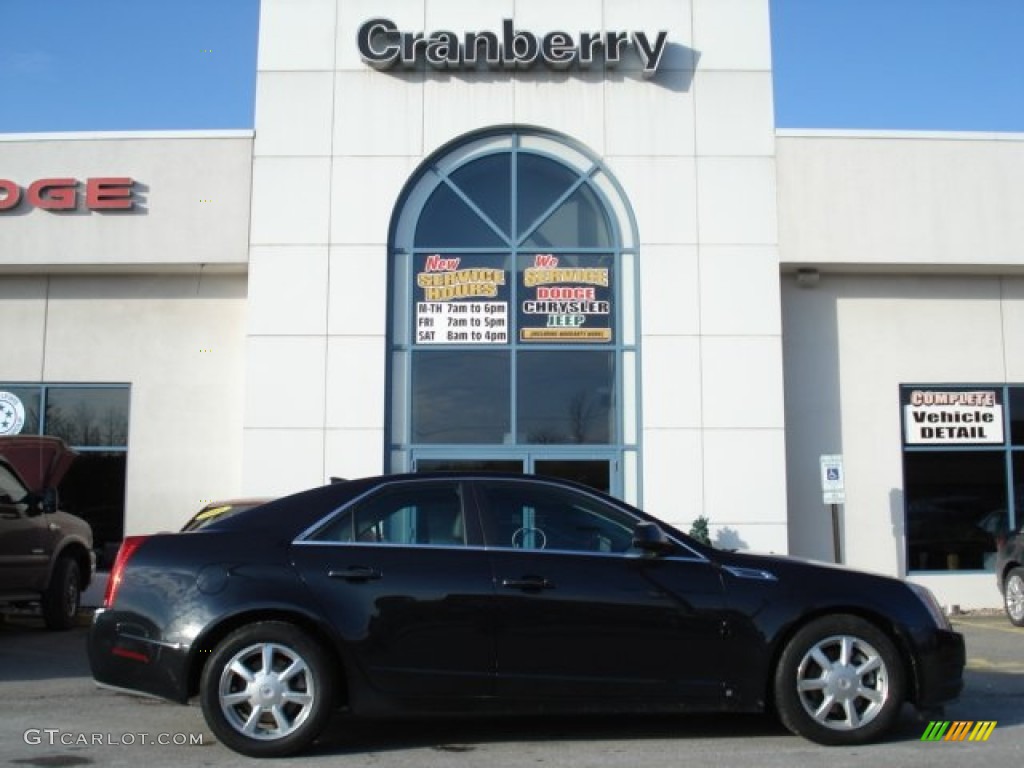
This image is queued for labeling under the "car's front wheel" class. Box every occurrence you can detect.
[1004,567,1024,626]
[200,621,336,758]
[774,614,905,745]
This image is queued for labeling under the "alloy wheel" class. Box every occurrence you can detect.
[794,634,889,731]
[217,641,316,741]
[1006,570,1024,625]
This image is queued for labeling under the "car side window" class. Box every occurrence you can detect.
[310,483,467,547]
[478,482,636,554]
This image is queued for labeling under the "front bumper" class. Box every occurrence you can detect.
[912,628,966,709]
[87,608,193,704]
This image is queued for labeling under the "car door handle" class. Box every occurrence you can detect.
[328,566,382,583]
[501,576,554,591]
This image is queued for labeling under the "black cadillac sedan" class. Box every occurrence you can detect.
[88,473,964,757]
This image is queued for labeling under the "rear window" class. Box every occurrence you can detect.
[181,501,266,532]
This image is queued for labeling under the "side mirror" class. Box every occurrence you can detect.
[42,487,59,514]
[632,521,675,556]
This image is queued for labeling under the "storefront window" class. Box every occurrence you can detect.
[901,385,1015,572]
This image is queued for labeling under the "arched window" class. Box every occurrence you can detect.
[387,128,641,500]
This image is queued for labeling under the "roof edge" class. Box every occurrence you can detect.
[776,128,1024,142]
[0,129,255,143]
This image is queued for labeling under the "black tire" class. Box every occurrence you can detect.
[199,621,336,758]
[42,557,81,631]
[1004,567,1024,627]
[773,614,905,745]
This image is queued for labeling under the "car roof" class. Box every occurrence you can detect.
[194,472,647,539]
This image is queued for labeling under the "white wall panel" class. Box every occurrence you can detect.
[250,157,332,245]
[244,336,327,428]
[639,245,700,335]
[259,0,337,71]
[703,428,788,551]
[605,70,695,156]
[696,157,778,244]
[694,71,774,157]
[255,72,335,157]
[641,336,703,429]
[327,246,388,336]
[325,336,386,429]
[699,246,781,335]
[692,0,772,71]
[641,428,703,529]
[243,429,326,497]
[325,428,386,481]
[422,78,515,157]
[334,71,424,157]
[513,73,607,155]
[701,336,784,429]
[248,246,329,335]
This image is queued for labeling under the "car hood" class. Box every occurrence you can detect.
[0,435,78,492]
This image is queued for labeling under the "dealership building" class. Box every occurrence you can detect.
[2,0,1023,609]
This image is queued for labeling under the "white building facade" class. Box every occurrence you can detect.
[0,0,1021,608]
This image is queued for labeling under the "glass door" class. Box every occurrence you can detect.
[413,453,615,495]
[534,459,610,494]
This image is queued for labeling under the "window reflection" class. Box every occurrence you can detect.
[516,153,581,239]
[904,450,1005,571]
[45,387,129,447]
[412,351,510,444]
[523,184,612,249]
[517,352,614,444]
[449,154,512,239]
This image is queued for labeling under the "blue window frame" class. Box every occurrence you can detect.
[386,128,641,502]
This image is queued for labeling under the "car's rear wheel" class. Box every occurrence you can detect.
[1004,567,1024,626]
[200,621,336,757]
[774,614,905,745]
[42,556,80,631]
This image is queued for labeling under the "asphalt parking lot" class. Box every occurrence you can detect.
[0,610,1021,768]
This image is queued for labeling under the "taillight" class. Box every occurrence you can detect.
[103,536,148,608]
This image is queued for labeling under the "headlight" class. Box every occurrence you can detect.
[907,582,952,630]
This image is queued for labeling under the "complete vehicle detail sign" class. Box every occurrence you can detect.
[903,389,1004,445]
[358,18,669,77]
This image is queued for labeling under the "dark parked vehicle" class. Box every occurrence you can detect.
[0,436,95,629]
[88,473,965,757]
[180,497,273,532]
[995,527,1024,626]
